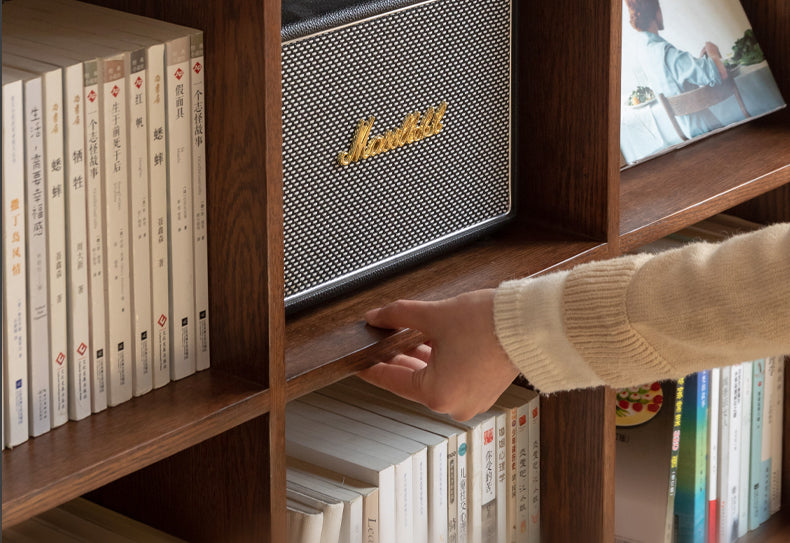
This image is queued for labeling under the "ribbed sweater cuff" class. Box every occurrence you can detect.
[564,253,674,387]
[494,272,601,393]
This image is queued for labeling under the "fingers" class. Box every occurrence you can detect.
[357,362,428,406]
[365,299,439,334]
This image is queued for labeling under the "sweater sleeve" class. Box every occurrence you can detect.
[493,222,790,394]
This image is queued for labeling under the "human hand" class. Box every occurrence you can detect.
[358,289,521,421]
[700,41,722,59]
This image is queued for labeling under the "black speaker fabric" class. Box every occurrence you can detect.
[282,0,512,311]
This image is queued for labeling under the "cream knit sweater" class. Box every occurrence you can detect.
[493,222,790,394]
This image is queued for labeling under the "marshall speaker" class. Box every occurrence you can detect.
[282,0,513,312]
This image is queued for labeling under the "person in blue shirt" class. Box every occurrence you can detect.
[625,0,730,139]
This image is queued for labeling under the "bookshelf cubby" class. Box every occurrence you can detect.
[2,0,789,541]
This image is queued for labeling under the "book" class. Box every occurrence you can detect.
[287,498,325,543]
[287,470,362,543]
[724,363,743,543]
[4,37,95,420]
[190,31,210,373]
[3,23,119,413]
[299,391,448,543]
[494,385,540,543]
[164,35,196,380]
[56,0,207,388]
[288,400,427,543]
[287,409,415,543]
[333,377,498,543]
[707,367,720,543]
[288,458,376,543]
[317,383,464,543]
[17,63,52,437]
[675,371,709,543]
[2,67,31,448]
[287,483,345,543]
[285,412,400,543]
[614,379,683,543]
[767,356,784,515]
[738,361,752,539]
[4,52,70,430]
[749,359,768,529]
[619,0,785,168]
[717,366,732,543]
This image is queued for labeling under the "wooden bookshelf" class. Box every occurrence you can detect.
[2,0,789,541]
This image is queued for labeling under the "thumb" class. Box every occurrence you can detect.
[365,299,438,334]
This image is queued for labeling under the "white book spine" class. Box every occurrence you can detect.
[505,406,518,543]
[395,458,415,543]
[528,395,540,543]
[42,68,69,428]
[430,440,449,543]
[481,416,498,543]
[495,411,508,543]
[447,433,459,543]
[84,60,108,413]
[516,402,530,543]
[469,424,484,543]
[99,56,133,406]
[727,364,743,543]
[3,78,30,447]
[24,75,52,437]
[145,43,171,388]
[457,431,469,543]
[738,361,752,538]
[190,32,210,372]
[761,357,774,523]
[769,356,784,514]
[718,366,731,543]
[63,63,92,421]
[707,367,720,537]
[413,449,428,543]
[127,49,153,396]
[165,37,195,380]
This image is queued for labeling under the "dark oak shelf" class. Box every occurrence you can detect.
[619,109,790,251]
[2,370,269,528]
[285,225,609,399]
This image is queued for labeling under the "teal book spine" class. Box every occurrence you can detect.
[675,372,708,543]
[749,360,766,530]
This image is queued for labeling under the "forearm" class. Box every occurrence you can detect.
[494,223,790,393]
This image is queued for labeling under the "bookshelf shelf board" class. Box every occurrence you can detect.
[2,371,269,528]
[619,109,790,251]
[285,226,608,400]
[742,510,790,542]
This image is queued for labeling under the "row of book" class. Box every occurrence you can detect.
[615,215,787,543]
[4,497,184,542]
[285,377,540,543]
[2,0,210,448]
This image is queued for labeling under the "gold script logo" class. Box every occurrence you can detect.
[337,102,447,166]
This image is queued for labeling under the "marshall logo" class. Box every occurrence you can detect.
[337,102,447,166]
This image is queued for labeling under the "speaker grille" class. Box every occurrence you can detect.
[282,0,511,305]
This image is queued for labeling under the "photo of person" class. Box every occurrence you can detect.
[619,0,785,166]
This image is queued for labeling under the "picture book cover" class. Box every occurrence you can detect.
[620,0,785,168]
[615,379,683,543]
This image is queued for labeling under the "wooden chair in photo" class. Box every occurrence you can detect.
[658,77,751,141]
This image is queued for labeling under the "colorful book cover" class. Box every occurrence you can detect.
[675,371,709,543]
[615,379,682,543]
[620,0,785,168]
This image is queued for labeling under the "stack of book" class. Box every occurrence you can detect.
[3,497,185,542]
[2,0,210,449]
[285,377,541,543]
[614,215,787,543]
